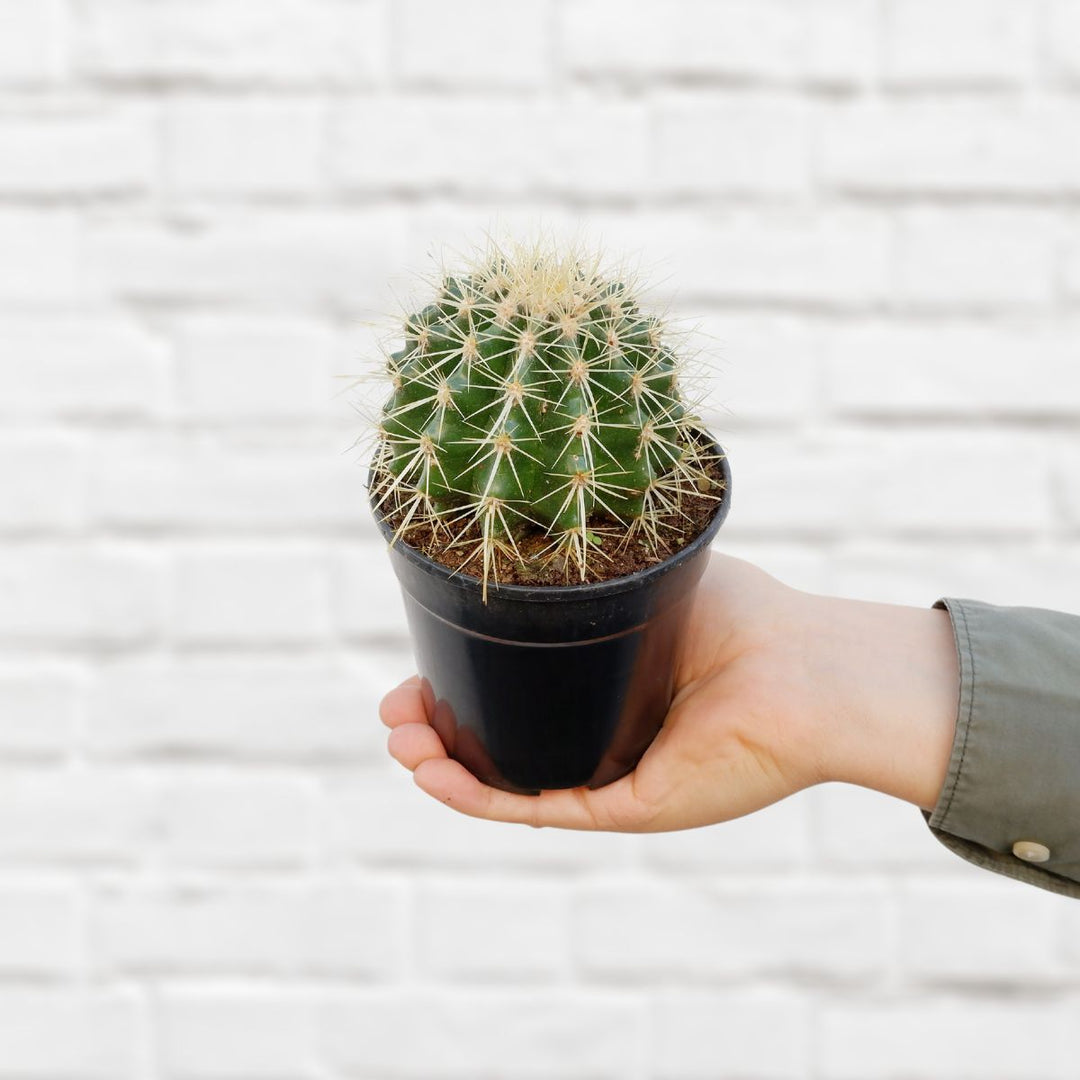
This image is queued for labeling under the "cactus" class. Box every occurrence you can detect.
[370,236,721,600]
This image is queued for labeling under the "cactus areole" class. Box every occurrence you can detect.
[367,237,732,793]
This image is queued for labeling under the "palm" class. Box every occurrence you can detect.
[381,554,818,833]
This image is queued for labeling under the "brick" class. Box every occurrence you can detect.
[883,0,1036,86]
[608,209,892,308]
[0,0,68,85]
[81,0,385,87]
[559,2,872,88]
[896,881,1063,983]
[1059,900,1080,967]
[174,316,337,419]
[327,774,629,869]
[653,98,811,196]
[0,544,163,645]
[305,879,410,975]
[824,543,1080,617]
[1068,233,1080,301]
[688,312,818,423]
[636,793,812,871]
[850,430,1051,533]
[91,878,406,977]
[573,879,888,979]
[159,989,316,1078]
[164,98,323,197]
[0,771,151,864]
[321,990,644,1077]
[721,431,1050,536]
[820,1002,1072,1079]
[820,102,1080,196]
[172,545,330,645]
[0,669,78,757]
[803,0,878,87]
[88,656,386,761]
[711,435,861,535]
[334,543,410,640]
[90,435,373,532]
[0,887,80,976]
[396,0,549,89]
[690,208,892,307]
[400,207,578,275]
[157,775,317,868]
[352,101,566,193]
[85,212,402,310]
[0,109,155,196]
[552,101,650,195]
[0,318,168,418]
[92,887,298,975]
[823,321,1080,416]
[559,0,802,82]
[416,880,567,979]
[810,783,964,872]
[895,209,1058,311]
[331,100,649,196]
[651,989,809,1079]
[0,435,84,531]
[1051,446,1080,529]
[0,211,85,303]
[0,990,142,1078]
[1047,0,1080,82]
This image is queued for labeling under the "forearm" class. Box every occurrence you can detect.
[796,590,959,812]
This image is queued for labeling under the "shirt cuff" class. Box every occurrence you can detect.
[925,597,1080,899]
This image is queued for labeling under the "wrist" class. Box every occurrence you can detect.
[795,590,960,811]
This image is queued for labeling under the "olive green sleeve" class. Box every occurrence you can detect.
[924,597,1080,898]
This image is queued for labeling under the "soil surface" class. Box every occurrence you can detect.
[371,454,727,588]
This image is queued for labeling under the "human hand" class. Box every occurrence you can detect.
[381,553,959,832]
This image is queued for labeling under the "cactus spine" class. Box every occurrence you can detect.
[372,236,720,599]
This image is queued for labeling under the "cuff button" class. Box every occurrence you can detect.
[1012,840,1051,863]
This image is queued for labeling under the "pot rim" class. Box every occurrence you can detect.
[368,436,731,605]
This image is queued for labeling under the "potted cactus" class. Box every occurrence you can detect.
[366,236,732,795]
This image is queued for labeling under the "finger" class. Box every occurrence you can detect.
[379,676,424,728]
[412,757,649,832]
[387,721,447,771]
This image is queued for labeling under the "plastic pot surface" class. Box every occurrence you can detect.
[372,442,732,794]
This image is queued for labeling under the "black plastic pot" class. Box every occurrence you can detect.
[371,442,732,794]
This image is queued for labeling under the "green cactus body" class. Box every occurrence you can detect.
[374,240,715,597]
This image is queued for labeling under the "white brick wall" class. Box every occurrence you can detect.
[882,0,1036,88]
[2,1,1079,1077]
[163,99,326,199]
[0,107,156,196]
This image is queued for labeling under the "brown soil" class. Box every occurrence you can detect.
[371,454,727,588]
